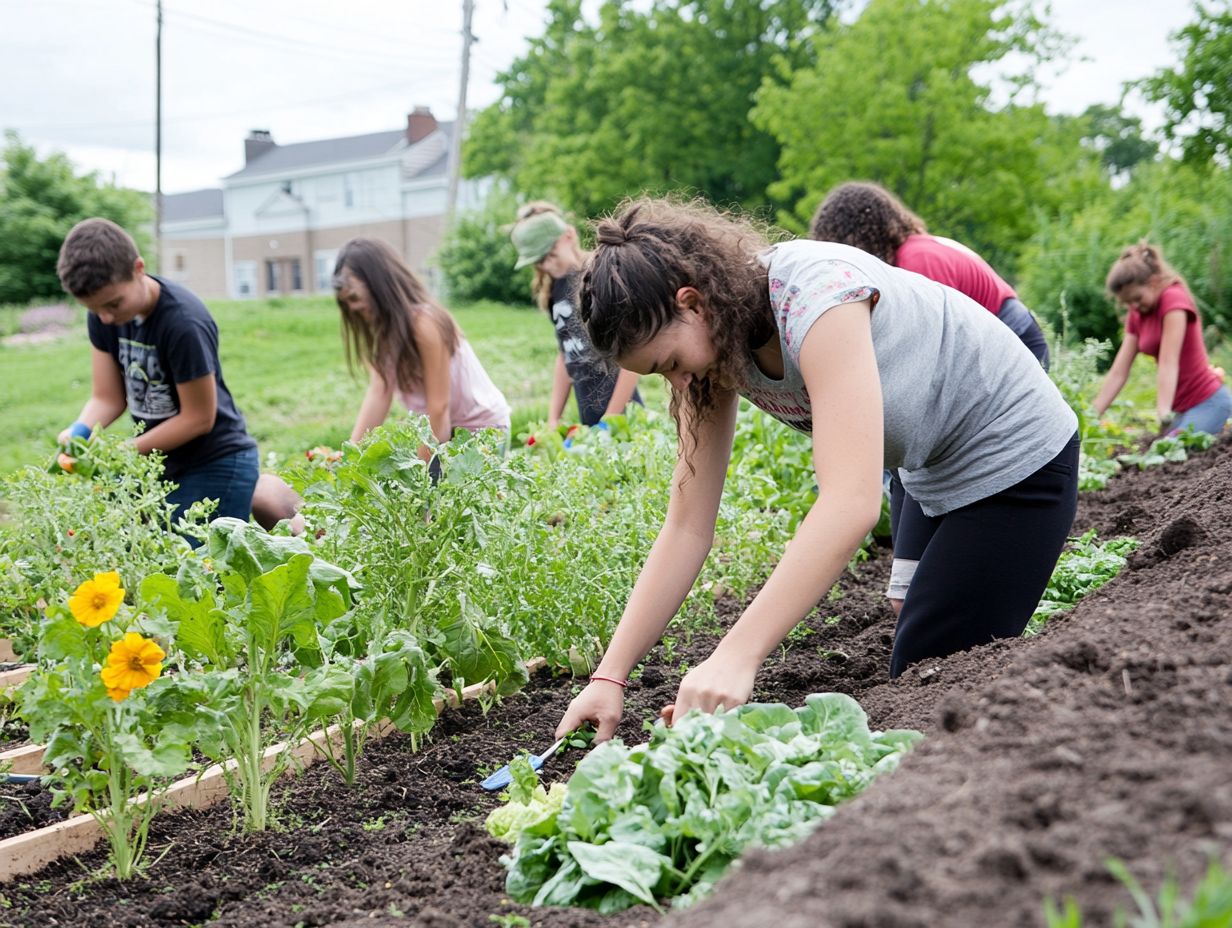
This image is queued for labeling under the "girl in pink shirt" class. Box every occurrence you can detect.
[1094,242,1229,436]
[333,237,510,459]
[810,181,1049,367]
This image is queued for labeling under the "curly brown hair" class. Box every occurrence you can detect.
[808,181,926,265]
[578,197,776,458]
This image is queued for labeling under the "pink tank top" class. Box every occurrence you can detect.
[396,339,511,431]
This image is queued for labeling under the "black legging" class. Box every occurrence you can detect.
[887,434,1079,677]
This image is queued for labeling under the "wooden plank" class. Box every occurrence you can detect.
[0,657,550,881]
[0,640,18,663]
[0,744,45,775]
[0,666,32,691]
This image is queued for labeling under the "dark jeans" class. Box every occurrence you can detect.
[887,434,1079,677]
[166,446,260,532]
[997,297,1050,369]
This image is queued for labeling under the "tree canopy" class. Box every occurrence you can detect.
[0,132,151,306]
[464,0,838,219]
[751,0,1102,272]
[1138,2,1232,165]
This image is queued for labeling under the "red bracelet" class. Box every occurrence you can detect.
[589,674,628,689]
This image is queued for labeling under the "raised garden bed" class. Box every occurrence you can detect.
[0,436,1226,926]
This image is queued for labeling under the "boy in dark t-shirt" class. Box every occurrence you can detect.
[55,218,258,528]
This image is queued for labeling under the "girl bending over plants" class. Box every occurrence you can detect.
[1094,241,1230,437]
[555,198,1079,742]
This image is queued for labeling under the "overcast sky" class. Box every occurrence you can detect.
[0,0,1194,194]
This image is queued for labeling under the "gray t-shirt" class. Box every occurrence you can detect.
[742,241,1076,516]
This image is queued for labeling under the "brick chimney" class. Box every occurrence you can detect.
[244,129,276,165]
[406,106,438,145]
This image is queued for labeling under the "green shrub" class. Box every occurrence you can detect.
[435,188,534,306]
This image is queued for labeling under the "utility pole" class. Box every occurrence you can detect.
[154,0,163,270]
[445,0,474,222]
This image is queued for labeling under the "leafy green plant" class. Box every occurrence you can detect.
[0,430,210,652]
[1117,427,1216,471]
[17,571,196,878]
[139,520,359,831]
[1045,856,1232,927]
[1026,530,1139,635]
[487,693,921,912]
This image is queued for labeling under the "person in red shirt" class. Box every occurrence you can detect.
[1094,242,1230,436]
[810,181,1049,367]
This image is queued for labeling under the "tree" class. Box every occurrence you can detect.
[1079,104,1158,177]
[464,0,838,219]
[751,0,1102,274]
[0,132,151,305]
[1138,2,1232,165]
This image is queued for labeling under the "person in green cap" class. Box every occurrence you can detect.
[512,202,641,429]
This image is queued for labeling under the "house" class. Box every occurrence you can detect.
[159,107,483,300]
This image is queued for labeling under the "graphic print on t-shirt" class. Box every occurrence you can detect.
[552,297,588,363]
[118,336,177,420]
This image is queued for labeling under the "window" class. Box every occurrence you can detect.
[173,252,185,272]
[315,250,337,292]
[343,173,354,208]
[265,259,280,293]
[290,258,303,292]
[233,261,257,298]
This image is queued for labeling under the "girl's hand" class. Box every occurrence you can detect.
[660,651,757,726]
[556,680,624,743]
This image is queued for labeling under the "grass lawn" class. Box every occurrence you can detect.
[0,296,666,477]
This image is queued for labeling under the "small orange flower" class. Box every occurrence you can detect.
[69,572,125,627]
[100,633,165,696]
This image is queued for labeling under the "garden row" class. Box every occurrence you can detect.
[0,430,1222,927]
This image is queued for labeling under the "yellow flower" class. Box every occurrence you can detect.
[100,633,165,695]
[69,572,125,627]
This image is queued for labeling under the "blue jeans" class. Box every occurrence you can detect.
[166,447,260,531]
[1172,384,1232,437]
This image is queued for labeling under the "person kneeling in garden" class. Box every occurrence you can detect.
[555,198,1079,743]
[55,218,259,529]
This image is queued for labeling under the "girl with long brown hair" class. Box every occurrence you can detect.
[554,198,1079,743]
[511,202,641,428]
[1094,242,1229,435]
[334,237,510,455]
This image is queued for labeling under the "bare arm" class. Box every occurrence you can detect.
[59,348,127,443]
[556,386,739,741]
[135,374,217,454]
[602,368,641,419]
[1093,335,1139,416]
[670,300,885,719]
[350,366,395,444]
[548,353,572,428]
[1154,311,1187,422]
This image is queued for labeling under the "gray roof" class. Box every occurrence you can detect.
[160,188,224,222]
[226,122,454,180]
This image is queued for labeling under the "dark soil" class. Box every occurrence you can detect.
[0,550,897,926]
[2,437,1228,927]
[673,435,1232,928]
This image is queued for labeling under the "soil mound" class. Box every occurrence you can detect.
[671,436,1232,928]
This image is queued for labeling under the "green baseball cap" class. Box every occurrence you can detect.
[512,212,569,269]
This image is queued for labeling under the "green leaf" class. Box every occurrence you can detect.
[140,573,227,665]
[566,841,664,908]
